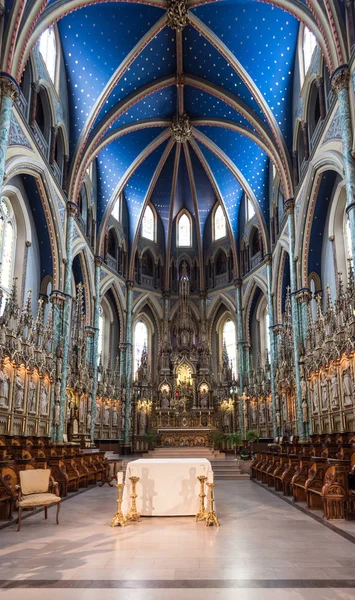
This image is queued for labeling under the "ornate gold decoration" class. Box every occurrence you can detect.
[111,483,126,527]
[284,198,295,216]
[331,66,350,95]
[205,482,219,527]
[195,475,208,521]
[0,75,19,103]
[171,113,192,143]
[126,476,140,521]
[167,0,188,31]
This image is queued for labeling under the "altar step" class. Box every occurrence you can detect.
[211,460,250,481]
[145,447,225,459]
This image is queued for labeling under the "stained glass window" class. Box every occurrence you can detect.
[214,205,226,240]
[98,307,104,365]
[134,321,148,377]
[112,195,120,222]
[0,198,16,314]
[303,27,317,75]
[39,26,57,83]
[177,213,191,247]
[142,205,154,240]
[222,320,237,379]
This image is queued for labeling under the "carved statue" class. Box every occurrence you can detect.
[87,411,91,430]
[0,367,10,409]
[104,405,110,426]
[200,390,208,409]
[276,410,281,428]
[259,400,265,424]
[329,367,340,409]
[252,401,257,423]
[282,393,287,421]
[161,388,170,409]
[40,381,49,415]
[138,409,146,436]
[300,376,307,402]
[302,399,308,423]
[113,406,118,426]
[28,377,37,413]
[95,403,101,424]
[342,361,353,406]
[311,379,319,413]
[14,371,24,410]
[223,409,231,433]
[267,402,272,423]
[320,372,328,411]
[79,393,85,423]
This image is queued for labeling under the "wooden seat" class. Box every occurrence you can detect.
[16,469,61,531]
[305,457,328,510]
[291,456,313,502]
[273,455,289,492]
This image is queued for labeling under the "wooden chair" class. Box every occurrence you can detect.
[16,468,61,531]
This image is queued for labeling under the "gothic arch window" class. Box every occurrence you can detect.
[222,319,237,379]
[142,204,155,241]
[134,320,148,378]
[39,26,57,84]
[302,26,317,77]
[245,196,255,222]
[214,205,226,241]
[308,81,321,141]
[0,198,16,311]
[250,228,261,257]
[141,250,154,277]
[215,249,227,275]
[177,212,192,247]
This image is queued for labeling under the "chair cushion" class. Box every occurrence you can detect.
[20,469,51,495]
[18,493,61,507]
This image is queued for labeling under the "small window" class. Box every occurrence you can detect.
[39,26,57,83]
[303,27,317,75]
[246,197,255,221]
[222,319,237,379]
[142,205,154,241]
[177,213,191,247]
[112,196,120,222]
[214,205,226,240]
[0,198,16,312]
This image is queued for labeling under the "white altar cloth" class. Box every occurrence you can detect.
[121,458,213,516]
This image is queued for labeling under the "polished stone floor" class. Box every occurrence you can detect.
[1,481,355,599]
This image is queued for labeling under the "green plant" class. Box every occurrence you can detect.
[210,430,225,449]
[144,430,157,449]
[246,429,259,443]
[228,432,243,448]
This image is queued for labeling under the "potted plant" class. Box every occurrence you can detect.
[211,430,225,450]
[245,429,259,457]
[144,430,157,450]
[228,431,243,456]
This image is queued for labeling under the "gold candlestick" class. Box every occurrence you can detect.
[111,483,126,528]
[206,482,219,527]
[195,475,208,521]
[126,476,140,521]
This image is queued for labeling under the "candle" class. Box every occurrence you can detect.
[207,471,214,484]
[117,472,123,484]
[131,465,137,477]
[199,465,206,477]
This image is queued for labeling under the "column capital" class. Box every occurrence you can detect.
[199,290,207,299]
[331,64,350,95]
[85,325,95,338]
[284,198,295,216]
[25,240,32,248]
[242,340,251,348]
[66,201,78,217]
[163,291,171,300]
[0,73,19,102]
[295,288,311,303]
[94,255,104,267]
[50,290,66,306]
[233,278,243,288]
[126,280,134,290]
[264,253,272,266]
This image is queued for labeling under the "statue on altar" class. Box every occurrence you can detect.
[200,389,208,409]
[161,388,170,409]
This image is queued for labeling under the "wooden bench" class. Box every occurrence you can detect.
[281,455,300,496]
[304,457,328,510]
[291,456,313,503]
[273,455,289,492]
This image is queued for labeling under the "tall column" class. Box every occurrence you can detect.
[57,201,77,442]
[90,256,102,443]
[331,66,355,266]
[284,199,305,439]
[0,74,19,193]
[123,281,134,454]
[50,290,65,440]
[234,280,244,436]
[265,255,277,438]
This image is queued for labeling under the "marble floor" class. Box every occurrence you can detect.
[0,481,355,599]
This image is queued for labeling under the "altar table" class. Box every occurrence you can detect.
[121,458,213,516]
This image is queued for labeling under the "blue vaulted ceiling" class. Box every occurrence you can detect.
[50,0,302,246]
